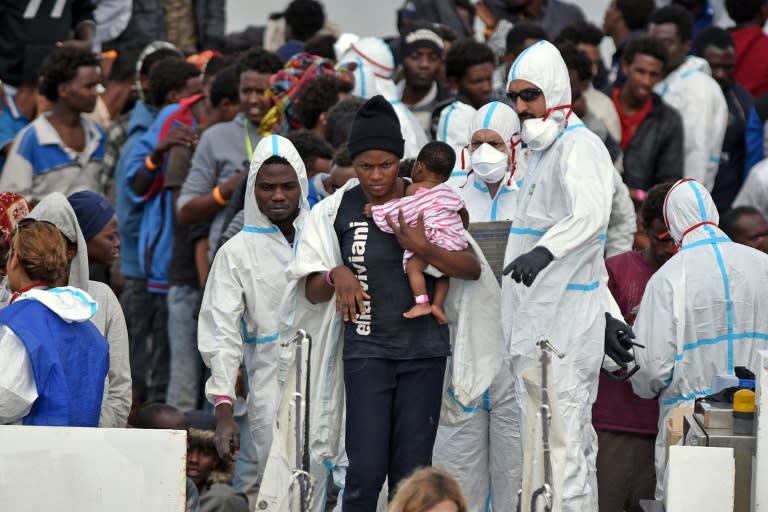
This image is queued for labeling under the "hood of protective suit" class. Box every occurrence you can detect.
[244,134,310,231]
[28,193,90,292]
[437,101,476,148]
[506,40,572,151]
[663,178,720,244]
[467,101,521,182]
[24,286,98,323]
[469,101,521,144]
[339,37,397,100]
[341,37,396,80]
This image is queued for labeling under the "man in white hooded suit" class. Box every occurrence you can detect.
[197,134,310,483]
[501,40,618,511]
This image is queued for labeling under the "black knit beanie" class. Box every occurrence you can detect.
[347,95,405,160]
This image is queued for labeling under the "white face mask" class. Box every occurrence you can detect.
[470,143,509,183]
[520,106,572,151]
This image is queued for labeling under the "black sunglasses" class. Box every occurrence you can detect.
[506,87,543,103]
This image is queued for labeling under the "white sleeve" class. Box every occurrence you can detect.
[0,133,34,199]
[606,168,636,258]
[537,138,613,259]
[681,77,727,190]
[630,273,678,399]
[97,286,132,428]
[731,162,768,218]
[0,325,37,424]
[198,248,245,404]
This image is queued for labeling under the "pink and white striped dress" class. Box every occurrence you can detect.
[372,183,467,270]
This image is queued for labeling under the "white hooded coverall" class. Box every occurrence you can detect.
[630,178,768,498]
[654,56,728,191]
[198,134,310,481]
[435,101,524,511]
[435,100,476,188]
[501,40,615,512]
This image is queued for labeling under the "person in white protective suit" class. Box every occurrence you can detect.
[265,95,505,512]
[629,178,768,499]
[435,99,476,188]
[433,100,523,511]
[197,134,309,483]
[453,101,524,222]
[337,36,430,159]
[501,40,618,512]
[650,5,728,191]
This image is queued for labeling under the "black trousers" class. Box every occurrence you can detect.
[341,356,447,511]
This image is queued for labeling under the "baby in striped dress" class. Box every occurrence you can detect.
[368,142,468,324]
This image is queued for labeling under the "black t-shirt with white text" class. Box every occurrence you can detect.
[333,185,450,360]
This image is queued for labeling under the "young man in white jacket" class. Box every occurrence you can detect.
[650,5,728,191]
[197,134,310,485]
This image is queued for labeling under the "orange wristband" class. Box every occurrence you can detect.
[212,185,228,206]
[144,154,158,172]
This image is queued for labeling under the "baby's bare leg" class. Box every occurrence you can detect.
[430,277,449,325]
[403,255,432,319]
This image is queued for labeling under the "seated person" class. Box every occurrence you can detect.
[186,411,249,512]
[369,141,468,323]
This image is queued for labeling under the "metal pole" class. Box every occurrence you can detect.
[530,339,564,512]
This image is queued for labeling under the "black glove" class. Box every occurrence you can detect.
[503,246,554,286]
[604,312,637,368]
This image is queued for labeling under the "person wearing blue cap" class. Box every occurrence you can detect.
[68,190,120,269]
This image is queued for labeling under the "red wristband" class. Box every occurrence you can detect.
[325,270,334,287]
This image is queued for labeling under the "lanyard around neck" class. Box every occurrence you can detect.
[244,117,254,162]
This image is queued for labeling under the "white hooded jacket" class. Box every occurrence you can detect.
[28,193,131,428]
[631,178,768,498]
[198,134,310,478]
[654,56,728,191]
[436,100,477,188]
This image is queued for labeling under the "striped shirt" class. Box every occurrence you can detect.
[372,183,467,268]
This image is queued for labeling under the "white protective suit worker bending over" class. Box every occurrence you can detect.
[629,178,768,498]
[198,134,309,480]
[434,100,524,511]
[501,40,618,512]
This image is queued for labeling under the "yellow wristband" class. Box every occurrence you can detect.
[212,185,228,206]
[144,154,158,172]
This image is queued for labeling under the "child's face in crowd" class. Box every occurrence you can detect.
[187,445,219,487]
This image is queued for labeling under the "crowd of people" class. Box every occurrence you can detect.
[1,0,768,511]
